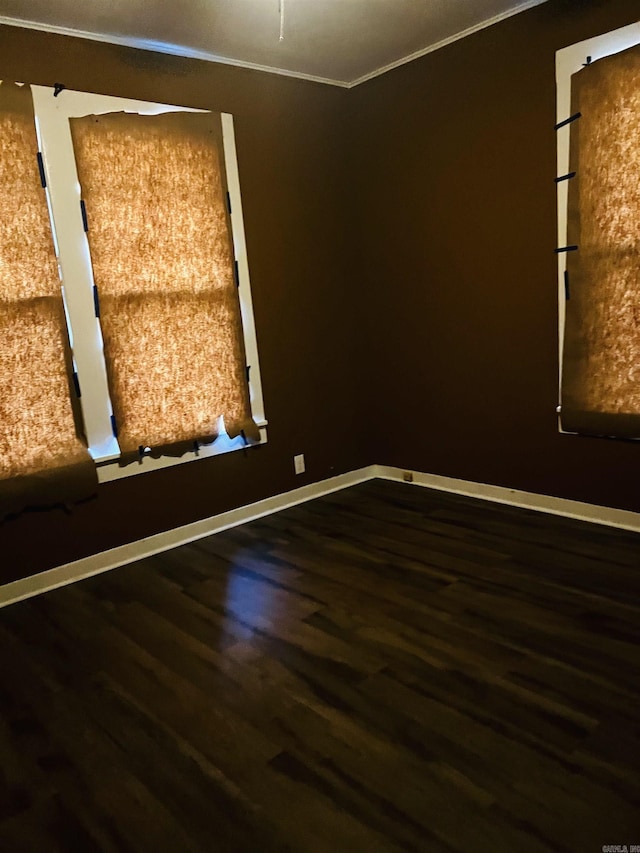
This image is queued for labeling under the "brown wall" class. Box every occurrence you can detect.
[2,0,640,584]
[0,26,370,583]
[350,0,640,514]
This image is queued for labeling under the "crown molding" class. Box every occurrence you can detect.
[2,1,548,89]
[0,15,350,88]
[347,0,549,87]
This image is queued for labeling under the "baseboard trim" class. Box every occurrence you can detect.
[0,466,375,609]
[373,465,640,534]
[3,464,639,608]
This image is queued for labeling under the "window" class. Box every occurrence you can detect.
[0,81,97,517]
[556,22,640,439]
[31,85,266,484]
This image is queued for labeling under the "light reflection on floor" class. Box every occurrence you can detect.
[223,552,281,629]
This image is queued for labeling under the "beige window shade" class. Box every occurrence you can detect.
[561,43,640,438]
[0,81,96,520]
[69,110,259,460]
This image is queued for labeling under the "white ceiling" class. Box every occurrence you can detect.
[0,0,548,87]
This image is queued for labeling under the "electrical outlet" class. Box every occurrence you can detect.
[294,454,305,475]
[403,471,414,483]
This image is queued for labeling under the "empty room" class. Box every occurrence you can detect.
[1,0,639,849]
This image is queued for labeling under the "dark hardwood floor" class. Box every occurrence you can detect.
[1,478,639,852]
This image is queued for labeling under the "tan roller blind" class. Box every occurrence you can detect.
[561,43,640,438]
[0,82,96,519]
[69,110,259,459]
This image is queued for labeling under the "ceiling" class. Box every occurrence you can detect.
[0,0,548,87]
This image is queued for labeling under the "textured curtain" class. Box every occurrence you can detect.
[0,82,97,520]
[561,43,640,438]
[69,110,259,460]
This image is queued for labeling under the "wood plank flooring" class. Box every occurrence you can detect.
[1,478,639,852]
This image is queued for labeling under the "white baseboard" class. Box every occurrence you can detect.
[373,465,640,534]
[0,466,375,609]
[2,463,639,608]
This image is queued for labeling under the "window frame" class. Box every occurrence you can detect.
[32,86,266,483]
[555,21,640,435]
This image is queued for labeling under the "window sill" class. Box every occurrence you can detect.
[96,421,267,484]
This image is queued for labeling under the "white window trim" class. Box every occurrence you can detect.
[31,86,266,483]
[555,22,640,434]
